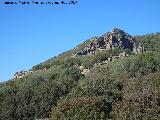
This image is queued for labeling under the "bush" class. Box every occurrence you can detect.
[112,72,160,120]
[0,66,83,120]
[52,98,112,120]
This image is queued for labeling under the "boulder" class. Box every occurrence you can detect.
[119,52,127,58]
[133,42,144,54]
[81,69,90,75]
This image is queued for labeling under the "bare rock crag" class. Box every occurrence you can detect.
[76,28,144,55]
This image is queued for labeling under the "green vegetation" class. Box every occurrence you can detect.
[136,33,160,52]
[53,51,159,119]
[0,33,160,120]
[0,66,83,120]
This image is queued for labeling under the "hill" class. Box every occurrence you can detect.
[0,28,160,120]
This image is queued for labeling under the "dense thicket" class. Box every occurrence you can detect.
[52,52,160,119]
[0,67,82,120]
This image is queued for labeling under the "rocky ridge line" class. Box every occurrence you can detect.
[76,28,144,56]
[13,28,145,79]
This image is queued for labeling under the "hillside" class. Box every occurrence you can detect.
[0,28,160,120]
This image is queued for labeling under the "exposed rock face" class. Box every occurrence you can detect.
[13,70,33,79]
[81,68,90,75]
[13,68,48,80]
[76,28,144,55]
[133,42,144,54]
[78,66,90,76]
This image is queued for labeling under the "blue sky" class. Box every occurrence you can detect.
[0,0,160,81]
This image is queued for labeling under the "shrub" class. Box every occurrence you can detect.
[51,98,112,120]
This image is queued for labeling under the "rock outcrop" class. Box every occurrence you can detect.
[13,68,48,80]
[78,66,90,76]
[133,42,144,54]
[13,70,33,79]
[76,28,144,56]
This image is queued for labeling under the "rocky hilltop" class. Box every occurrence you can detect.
[76,28,144,55]
[1,28,160,120]
[13,28,145,79]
